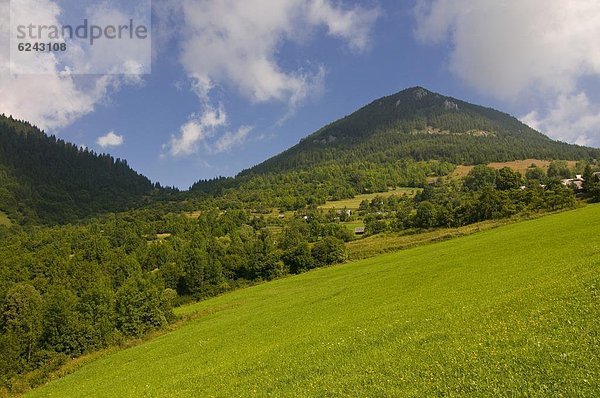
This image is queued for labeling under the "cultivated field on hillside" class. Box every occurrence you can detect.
[452,159,579,178]
[319,187,420,210]
[27,206,600,397]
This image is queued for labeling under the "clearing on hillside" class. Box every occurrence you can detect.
[27,206,600,397]
[452,159,579,178]
[319,187,420,210]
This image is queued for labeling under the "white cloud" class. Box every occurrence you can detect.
[414,0,600,99]
[97,131,124,148]
[177,0,379,106]
[60,2,151,75]
[414,0,600,145]
[167,104,228,156]
[0,0,146,131]
[307,0,380,52]
[213,126,253,153]
[521,92,600,146]
[159,0,379,158]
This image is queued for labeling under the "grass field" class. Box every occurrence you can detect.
[26,206,600,397]
[452,159,579,178]
[341,220,365,236]
[319,187,421,210]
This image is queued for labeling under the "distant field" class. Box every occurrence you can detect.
[452,159,579,178]
[265,225,284,235]
[341,220,365,235]
[319,187,421,210]
[184,211,202,219]
[27,205,600,397]
[0,211,10,226]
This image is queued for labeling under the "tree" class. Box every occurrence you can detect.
[77,283,116,350]
[463,165,497,191]
[365,215,387,235]
[179,246,210,296]
[104,250,142,290]
[525,166,547,183]
[390,199,414,231]
[589,183,600,202]
[2,283,42,363]
[582,164,594,193]
[311,237,346,267]
[476,188,507,220]
[41,286,83,355]
[496,167,523,190]
[143,242,172,272]
[115,276,167,337]
[414,201,438,229]
[161,288,178,323]
[246,231,284,280]
[158,261,184,291]
[544,181,577,210]
[547,160,571,179]
[282,241,314,274]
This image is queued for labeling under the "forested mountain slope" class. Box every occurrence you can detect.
[244,87,600,174]
[0,115,155,224]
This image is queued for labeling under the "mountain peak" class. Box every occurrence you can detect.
[242,87,599,175]
[406,86,431,99]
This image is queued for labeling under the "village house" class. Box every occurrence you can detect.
[561,174,585,190]
[336,209,352,217]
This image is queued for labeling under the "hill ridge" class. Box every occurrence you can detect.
[0,114,156,224]
[241,86,597,175]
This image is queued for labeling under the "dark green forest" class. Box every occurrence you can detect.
[0,115,160,225]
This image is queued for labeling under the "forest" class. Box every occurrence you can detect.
[0,115,170,225]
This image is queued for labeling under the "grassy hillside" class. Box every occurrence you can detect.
[27,206,600,397]
[452,159,579,179]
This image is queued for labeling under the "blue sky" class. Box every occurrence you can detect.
[2,0,600,189]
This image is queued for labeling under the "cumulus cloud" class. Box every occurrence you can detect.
[97,131,124,148]
[167,105,256,156]
[60,2,151,75]
[521,92,600,146]
[167,105,228,157]
[414,0,600,145]
[307,0,379,52]
[0,0,146,131]
[213,126,253,153]
[161,0,379,157]
[178,0,379,105]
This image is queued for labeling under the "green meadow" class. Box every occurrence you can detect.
[27,206,600,397]
[319,187,420,210]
